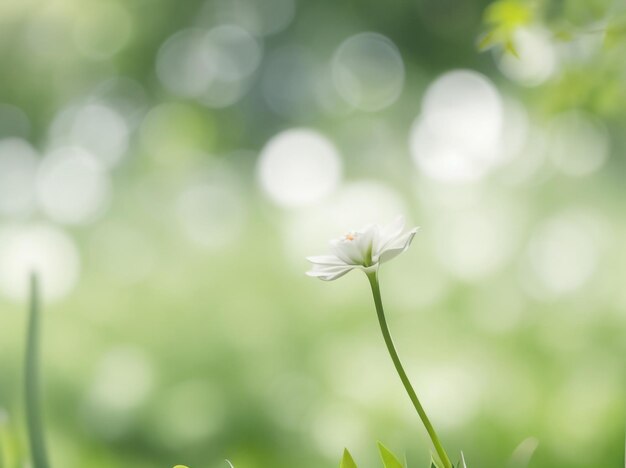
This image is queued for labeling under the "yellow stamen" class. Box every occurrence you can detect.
[345,233,356,241]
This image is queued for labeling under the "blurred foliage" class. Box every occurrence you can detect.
[339,444,468,468]
[479,0,534,56]
[479,0,626,117]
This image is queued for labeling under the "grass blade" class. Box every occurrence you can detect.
[24,273,49,468]
[377,442,404,468]
[340,448,357,468]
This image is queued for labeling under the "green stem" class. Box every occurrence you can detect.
[367,271,452,468]
[0,420,4,468]
[0,413,16,468]
[24,273,50,468]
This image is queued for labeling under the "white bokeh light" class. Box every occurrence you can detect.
[37,147,111,225]
[87,347,154,412]
[156,25,262,108]
[411,122,487,182]
[257,128,342,207]
[261,46,321,119]
[92,77,149,127]
[83,346,154,438]
[410,70,504,183]
[0,138,38,217]
[499,97,531,163]
[548,111,609,177]
[156,29,217,98]
[200,25,262,107]
[498,27,557,87]
[50,103,130,167]
[332,32,405,111]
[207,25,262,81]
[0,223,80,302]
[201,0,296,36]
[422,70,502,149]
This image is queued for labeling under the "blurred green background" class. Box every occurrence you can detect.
[0,0,625,466]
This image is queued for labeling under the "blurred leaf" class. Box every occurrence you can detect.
[457,452,468,468]
[478,0,532,54]
[553,28,574,41]
[340,448,358,468]
[508,437,539,468]
[604,13,626,48]
[504,38,520,57]
[430,454,444,468]
[484,0,532,28]
[378,442,404,468]
[477,31,499,50]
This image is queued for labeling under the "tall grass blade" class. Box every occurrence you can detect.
[24,273,49,468]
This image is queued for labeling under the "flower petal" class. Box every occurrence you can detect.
[373,215,406,256]
[306,255,346,266]
[306,264,355,281]
[329,226,375,265]
[377,227,419,264]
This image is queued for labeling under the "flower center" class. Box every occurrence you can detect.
[344,232,357,241]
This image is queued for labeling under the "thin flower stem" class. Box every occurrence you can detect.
[24,273,50,468]
[367,271,452,468]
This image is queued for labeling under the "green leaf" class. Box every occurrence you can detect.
[377,442,404,468]
[484,0,532,28]
[477,30,499,50]
[340,448,357,468]
[478,0,532,54]
[456,452,468,468]
[430,453,444,468]
[504,38,520,58]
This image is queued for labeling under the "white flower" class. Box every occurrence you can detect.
[306,216,419,281]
